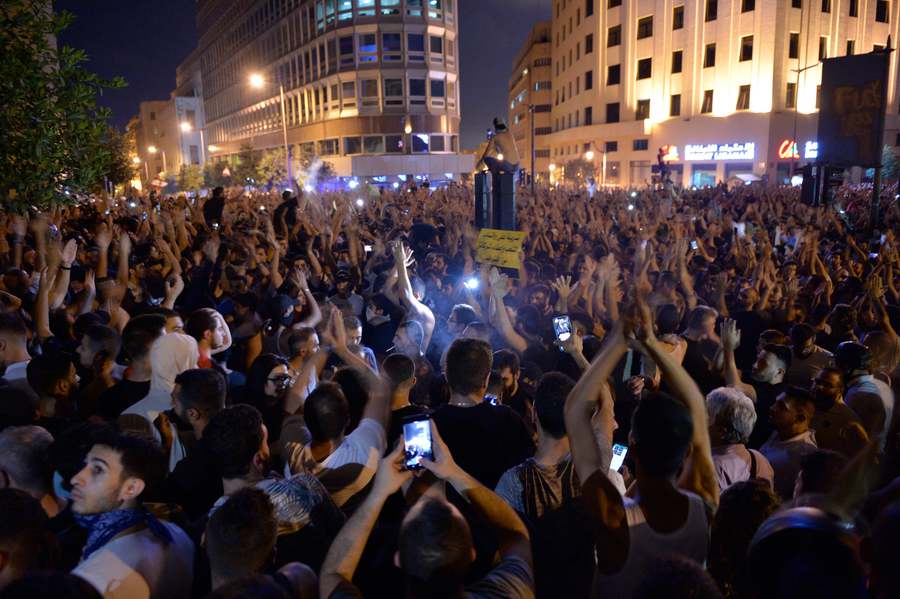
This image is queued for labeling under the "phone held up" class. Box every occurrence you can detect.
[610,443,628,472]
[553,315,572,351]
[403,417,434,471]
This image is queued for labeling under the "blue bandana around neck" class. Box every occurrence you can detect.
[74,507,173,560]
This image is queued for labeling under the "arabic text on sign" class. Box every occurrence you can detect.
[684,142,755,161]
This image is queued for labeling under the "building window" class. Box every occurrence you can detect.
[410,78,426,97]
[358,0,376,17]
[847,40,855,55]
[670,94,681,116]
[430,79,445,98]
[786,82,797,108]
[706,0,717,21]
[876,0,889,22]
[637,57,652,79]
[792,0,802,7]
[701,89,714,113]
[635,99,650,119]
[408,33,425,62]
[608,25,621,47]
[412,134,429,153]
[816,84,821,108]
[633,139,649,151]
[789,33,799,59]
[585,33,594,53]
[585,106,593,125]
[819,36,828,60]
[673,5,684,29]
[344,136,362,154]
[150,111,156,120]
[605,141,618,152]
[384,78,404,105]
[704,43,716,67]
[609,0,621,7]
[606,102,620,123]
[821,0,830,12]
[430,35,443,55]
[585,70,593,90]
[849,0,858,15]
[740,36,753,61]
[381,0,401,15]
[742,0,755,11]
[586,0,594,16]
[359,33,377,62]
[364,136,385,154]
[637,16,653,39]
[607,64,621,84]
[736,85,751,110]
[672,50,683,73]
[383,33,402,61]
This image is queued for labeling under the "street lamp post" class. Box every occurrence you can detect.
[249,73,292,188]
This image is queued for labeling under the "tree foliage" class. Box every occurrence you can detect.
[102,127,134,186]
[204,160,233,188]
[0,0,126,212]
[563,158,596,184]
[255,148,288,189]
[177,164,204,192]
[233,144,258,185]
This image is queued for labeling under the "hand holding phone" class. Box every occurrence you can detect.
[403,417,434,470]
[553,315,572,343]
[610,444,628,472]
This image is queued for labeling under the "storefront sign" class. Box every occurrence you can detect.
[777,139,819,160]
[778,139,800,160]
[804,141,819,159]
[684,142,755,161]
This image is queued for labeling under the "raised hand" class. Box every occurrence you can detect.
[721,319,741,352]
[61,238,78,267]
[551,275,573,305]
[372,442,414,497]
[165,274,185,299]
[95,224,112,250]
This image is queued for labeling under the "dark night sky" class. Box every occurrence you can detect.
[55,0,550,150]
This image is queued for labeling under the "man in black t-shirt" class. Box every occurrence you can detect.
[493,349,535,428]
[432,339,535,489]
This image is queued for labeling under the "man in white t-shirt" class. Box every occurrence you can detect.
[69,433,194,599]
[0,313,35,400]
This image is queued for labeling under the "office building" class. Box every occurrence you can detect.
[131,96,206,183]
[507,22,553,183]
[545,0,900,187]
[195,0,470,182]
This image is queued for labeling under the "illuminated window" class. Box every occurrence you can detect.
[359,33,377,62]
[705,0,717,21]
[381,0,401,15]
[670,94,681,116]
[637,57,652,79]
[876,0,889,22]
[786,82,796,108]
[407,0,423,16]
[789,33,799,59]
[637,16,653,39]
[736,85,750,110]
[607,64,620,85]
[608,25,621,47]
[357,0,375,17]
[635,99,650,119]
[673,5,684,29]
[740,36,753,61]
[672,50,683,73]
[701,90,714,113]
[704,44,716,67]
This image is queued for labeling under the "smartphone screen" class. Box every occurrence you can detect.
[610,443,628,472]
[553,315,572,342]
[690,240,699,250]
[735,223,746,238]
[484,394,499,406]
[403,418,434,470]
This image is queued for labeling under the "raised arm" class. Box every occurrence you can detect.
[392,241,435,350]
[721,319,757,401]
[488,269,528,354]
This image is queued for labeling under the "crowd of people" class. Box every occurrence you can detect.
[0,179,898,599]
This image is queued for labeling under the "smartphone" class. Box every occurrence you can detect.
[610,443,628,472]
[553,315,572,343]
[403,418,434,470]
[364,244,373,253]
[734,223,746,238]
[869,252,880,260]
[690,240,699,250]
[484,394,499,406]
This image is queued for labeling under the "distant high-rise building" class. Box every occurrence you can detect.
[130,96,205,184]
[543,0,900,187]
[194,0,469,182]
[508,22,553,183]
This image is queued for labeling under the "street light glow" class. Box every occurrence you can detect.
[180,121,192,132]
[548,163,556,172]
[585,150,595,161]
[131,156,141,164]
[207,144,219,152]
[147,145,157,153]
[248,73,265,88]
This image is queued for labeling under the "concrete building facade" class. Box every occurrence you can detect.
[132,96,206,183]
[507,22,554,183]
[545,0,900,187]
[195,0,470,181]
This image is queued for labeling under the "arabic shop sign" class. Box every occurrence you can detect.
[684,142,755,161]
[777,139,819,160]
